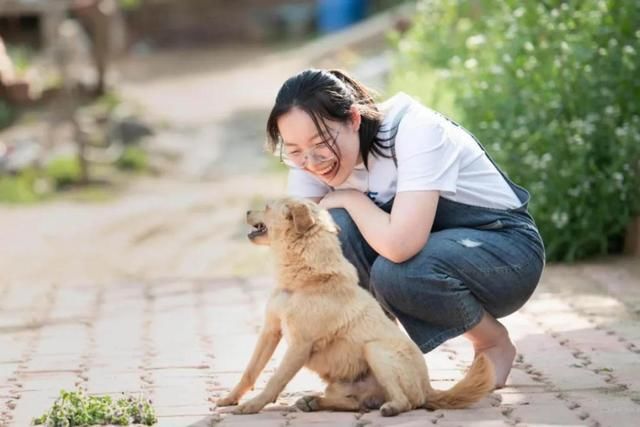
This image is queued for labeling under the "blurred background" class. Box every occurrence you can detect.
[0,0,638,286]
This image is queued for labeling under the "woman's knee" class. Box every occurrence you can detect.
[370,256,480,328]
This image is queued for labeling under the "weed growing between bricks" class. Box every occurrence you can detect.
[32,389,157,426]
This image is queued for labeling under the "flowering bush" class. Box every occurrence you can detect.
[391,0,640,261]
[33,389,157,426]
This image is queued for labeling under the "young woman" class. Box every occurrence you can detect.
[265,68,545,388]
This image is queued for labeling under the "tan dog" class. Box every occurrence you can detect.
[216,198,495,416]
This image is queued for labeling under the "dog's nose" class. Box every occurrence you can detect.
[246,210,251,219]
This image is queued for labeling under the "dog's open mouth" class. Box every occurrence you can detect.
[248,222,267,239]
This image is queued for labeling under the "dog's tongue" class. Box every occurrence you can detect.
[248,225,267,239]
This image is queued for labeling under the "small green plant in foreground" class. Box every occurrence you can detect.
[33,389,157,426]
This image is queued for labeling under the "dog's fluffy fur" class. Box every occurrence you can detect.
[216,198,495,415]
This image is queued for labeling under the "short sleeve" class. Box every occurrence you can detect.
[395,112,461,196]
[287,168,331,199]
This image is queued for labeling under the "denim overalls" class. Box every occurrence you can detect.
[329,111,546,353]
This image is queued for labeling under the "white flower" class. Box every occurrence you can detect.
[525,56,538,70]
[490,64,504,74]
[615,127,628,138]
[466,34,486,49]
[524,41,535,51]
[551,211,569,229]
[623,45,636,55]
[464,58,478,69]
[568,187,581,197]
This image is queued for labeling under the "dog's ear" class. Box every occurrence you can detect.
[289,203,315,234]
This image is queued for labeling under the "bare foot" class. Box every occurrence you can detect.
[475,337,516,388]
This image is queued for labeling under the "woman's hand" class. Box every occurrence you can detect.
[318,190,365,210]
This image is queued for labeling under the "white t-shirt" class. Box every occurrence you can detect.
[287,92,521,210]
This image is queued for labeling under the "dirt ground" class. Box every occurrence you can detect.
[0,44,309,286]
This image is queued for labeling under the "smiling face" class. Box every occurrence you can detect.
[277,106,362,187]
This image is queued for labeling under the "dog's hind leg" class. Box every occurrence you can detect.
[295,382,361,412]
[295,394,360,412]
[364,342,412,417]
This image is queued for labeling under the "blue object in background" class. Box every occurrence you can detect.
[317,0,367,33]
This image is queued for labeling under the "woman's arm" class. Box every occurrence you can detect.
[320,190,439,263]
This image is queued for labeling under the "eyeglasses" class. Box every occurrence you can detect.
[279,130,340,168]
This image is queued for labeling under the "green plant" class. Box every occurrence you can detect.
[118,0,143,11]
[0,100,15,129]
[96,91,123,114]
[391,0,640,261]
[116,146,148,171]
[6,45,35,76]
[46,156,82,189]
[33,389,157,426]
[0,169,42,203]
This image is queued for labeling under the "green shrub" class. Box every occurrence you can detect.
[46,156,82,189]
[392,0,640,261]
[0,100,15,129]
[0,170,41,203]
[116,146,148,171]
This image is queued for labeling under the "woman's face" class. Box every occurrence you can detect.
[277,106,361,187]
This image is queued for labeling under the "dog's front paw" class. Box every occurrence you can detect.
[233,398,266,415]
[380,401,401,417]
[216,394,238,407]
[295,395,320,412]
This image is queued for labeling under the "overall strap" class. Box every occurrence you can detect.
[431,110,531,209]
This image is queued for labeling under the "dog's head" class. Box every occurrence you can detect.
[246,198,337,246]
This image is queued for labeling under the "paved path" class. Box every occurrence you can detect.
[1,259,639,427]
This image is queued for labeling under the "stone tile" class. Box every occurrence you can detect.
[287,411,356,426]
[152,385,210,408]
[157,414,217,427]
[7,390,56,427]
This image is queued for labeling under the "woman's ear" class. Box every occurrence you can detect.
[349,105,362,132]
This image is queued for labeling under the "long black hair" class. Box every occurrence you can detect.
[266,68,397,169]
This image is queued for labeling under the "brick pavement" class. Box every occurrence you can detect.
[1,260,640,427]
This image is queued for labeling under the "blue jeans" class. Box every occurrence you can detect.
[329,185,545,353]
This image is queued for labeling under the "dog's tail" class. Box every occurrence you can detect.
[423,353,495,410]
